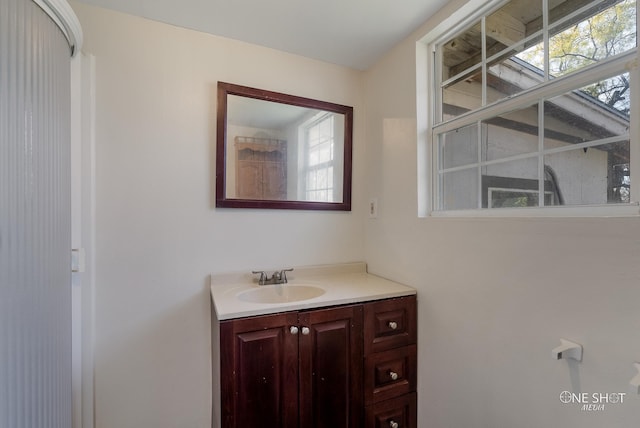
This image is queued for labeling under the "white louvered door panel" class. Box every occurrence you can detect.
[1,0,73,427]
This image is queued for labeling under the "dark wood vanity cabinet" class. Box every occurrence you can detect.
[363,295,417,428]
[217,295,416,428]
[220,304,363,428]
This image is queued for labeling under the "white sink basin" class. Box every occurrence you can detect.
[237,284,325,304]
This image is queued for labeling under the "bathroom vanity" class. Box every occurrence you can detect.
[210,263,417,428]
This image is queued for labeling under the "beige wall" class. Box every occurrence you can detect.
[71,3,365,427]
[364,0,640,426]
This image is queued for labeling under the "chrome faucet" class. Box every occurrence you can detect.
[252,268,293,285]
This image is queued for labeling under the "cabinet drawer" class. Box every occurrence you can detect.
[365,392,417,428]
[364,295,416,354]
[364,345,416,404]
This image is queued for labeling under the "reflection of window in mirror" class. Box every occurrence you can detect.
[298,112,344,202]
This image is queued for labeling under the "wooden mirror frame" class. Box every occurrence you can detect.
[216,82,353,210]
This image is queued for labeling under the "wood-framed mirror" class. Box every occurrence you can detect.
[216,82,353,210]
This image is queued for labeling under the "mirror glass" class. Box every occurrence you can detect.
[216,82,353,210]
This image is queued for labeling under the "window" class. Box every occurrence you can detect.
[302,113,337,202]
[430,0,637,213]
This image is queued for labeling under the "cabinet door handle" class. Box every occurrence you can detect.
[301,327,310,335]
[389,370,399,381]
[290,326,299,335]
[388,321,398,330]
[389,421,399,428]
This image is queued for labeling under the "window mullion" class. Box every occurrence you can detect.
[630,0,640,205]
[631,51,639,204]
[543,0,549,82]
[538,101,545,207]
[481,16,487,107]
[434,47,443,124]
[436,132,443,210]
[477,121,483,209]
[479,14,487,209]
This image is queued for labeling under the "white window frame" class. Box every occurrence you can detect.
[419,0,640,217]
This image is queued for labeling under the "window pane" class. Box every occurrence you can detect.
[544,140,630,205]
[442,72,483,119]
[441,167,479,210]
[488,37,544,103]
[439,124,478,169]
[489,188,541,207]
[514,39,544,70]
[309,126,319,144]
[482,103,539,161]
[441,21,483,81]
[309,148,319,165]
[548,0,590,28]
[580,73,631,116]
[549,0,637,78]
[544,75,631,150]
[309,143,332,166]
[440,21,483,120]
[305,165,335,202]
[482,157,541,208]
[319,116,333,139]
[486,0,540,50]
[612,162,631,203]
[307,170,317,189]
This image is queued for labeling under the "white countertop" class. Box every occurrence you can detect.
[210,262,416,320]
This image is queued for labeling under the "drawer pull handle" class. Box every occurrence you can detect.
[290,326,299,335]
[389,370,399,381]
[388,321,398,330]
[301,327,310,335]
[389,421,399,428]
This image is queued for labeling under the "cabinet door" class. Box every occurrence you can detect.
[220,312,299,428]
[298,305,363,428]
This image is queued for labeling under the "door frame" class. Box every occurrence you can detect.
[71,52,96,428]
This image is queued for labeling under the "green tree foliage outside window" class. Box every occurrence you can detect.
[519,0,636,115]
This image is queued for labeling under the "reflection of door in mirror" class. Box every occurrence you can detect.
[235,137,287,200]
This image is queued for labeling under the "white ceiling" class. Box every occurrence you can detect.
[74,0,450,70]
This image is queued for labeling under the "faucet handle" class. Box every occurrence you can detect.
[251,270,268,285]
[279,268,293,283]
